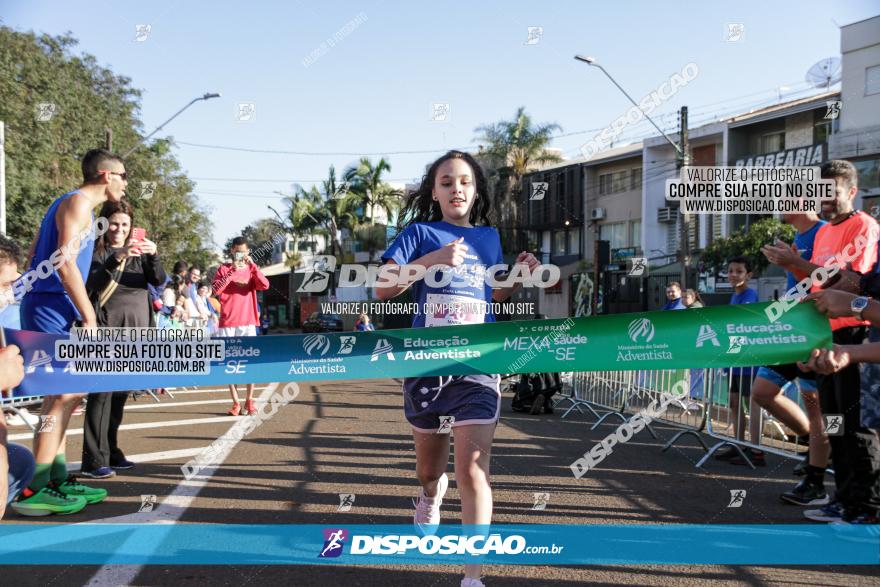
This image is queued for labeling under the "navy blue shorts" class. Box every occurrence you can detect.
[403,374,501,433]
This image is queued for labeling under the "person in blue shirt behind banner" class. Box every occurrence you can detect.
[749,211,830,503]
[376,150,538,587]
[715,256,760,464]
[662,282,686,310]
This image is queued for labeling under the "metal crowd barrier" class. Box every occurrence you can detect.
[559,370,629,425]
[628,368,709,451]
[565,367,812,470]
[700,368,812,469]
[1,392,43,433]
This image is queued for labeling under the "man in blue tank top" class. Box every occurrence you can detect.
[10,149,127,516]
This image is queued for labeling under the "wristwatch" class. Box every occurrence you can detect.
[851,296,870,321]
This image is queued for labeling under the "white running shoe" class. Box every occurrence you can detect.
[413,473,448,535]
[4,412,26,427]
[17,408,40,427]
[461,578,485,587]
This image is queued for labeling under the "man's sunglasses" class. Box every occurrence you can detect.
[99,170,128,181]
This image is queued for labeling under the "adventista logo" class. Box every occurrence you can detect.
[303,334,331,357]
[695,324,720,348]
[627,318,655,343]
[319,528,348,558]
[371,338,395,362]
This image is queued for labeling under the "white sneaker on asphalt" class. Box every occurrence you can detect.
[413,473,448,535]
[461,578,485,587]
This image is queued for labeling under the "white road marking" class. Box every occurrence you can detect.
[66,447,206,471]
[7,415,246,442]
[123,398,237,411]
[84,382,280,586]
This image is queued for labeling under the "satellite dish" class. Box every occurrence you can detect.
[805,57,842,89]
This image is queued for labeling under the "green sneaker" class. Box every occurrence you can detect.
[10,485,87,516]
[56,475,108,504]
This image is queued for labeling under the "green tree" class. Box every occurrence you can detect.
[224,217,283,266]
[474,107,562,250]
[699,218,796,274]
[0,26,214,268]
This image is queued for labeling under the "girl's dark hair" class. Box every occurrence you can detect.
[96,199,135,254]
[397,150,492,230]
[167,274,185,292]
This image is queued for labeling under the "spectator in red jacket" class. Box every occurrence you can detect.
[212,237,269,416]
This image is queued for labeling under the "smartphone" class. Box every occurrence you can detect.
[130,227,146,243]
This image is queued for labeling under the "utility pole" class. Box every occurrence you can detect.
[105,128,113,151]
[677,106,690,289]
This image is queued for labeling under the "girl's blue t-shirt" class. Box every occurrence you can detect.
[382,221,504,328]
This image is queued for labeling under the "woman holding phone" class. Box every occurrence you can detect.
[81,200,167,478]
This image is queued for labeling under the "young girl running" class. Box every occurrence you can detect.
[376,151,538,587]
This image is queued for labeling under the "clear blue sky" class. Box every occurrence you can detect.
[4,1,878,250]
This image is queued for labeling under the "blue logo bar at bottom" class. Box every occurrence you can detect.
[0,524,877,565]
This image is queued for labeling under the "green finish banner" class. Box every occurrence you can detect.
[7,302,831,397]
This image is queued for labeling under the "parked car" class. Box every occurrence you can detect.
[302,312,344,333]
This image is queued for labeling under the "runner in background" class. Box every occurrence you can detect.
[752,211,829,505]
[764,160,879,524]
[212,237,269,416]
[714,256,760,464]
[376,150,538,587]
[11,149,124,516]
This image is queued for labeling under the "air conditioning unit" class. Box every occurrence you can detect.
[657,207,676,223]
[590,208,606,220]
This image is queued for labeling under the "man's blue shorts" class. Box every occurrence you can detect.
[20,292,78,334]
[403,374,500,433]
[756,364,817,393]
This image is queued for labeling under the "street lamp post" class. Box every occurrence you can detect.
[123,92,221,158]
[575,55,691,290]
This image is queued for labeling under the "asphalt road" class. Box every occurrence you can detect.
[3,379,877,587]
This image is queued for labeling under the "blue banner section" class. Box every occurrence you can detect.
[0,524,876,565]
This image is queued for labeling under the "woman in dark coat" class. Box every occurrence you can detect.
[80,200,167,478]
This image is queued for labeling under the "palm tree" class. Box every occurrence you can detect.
[317,165,359,259]
[342,157,402,225]
[475,107,562,248]
[280,185,322,265]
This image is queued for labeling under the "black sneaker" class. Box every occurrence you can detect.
[781,478,829,506]
[713,445,739,461]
